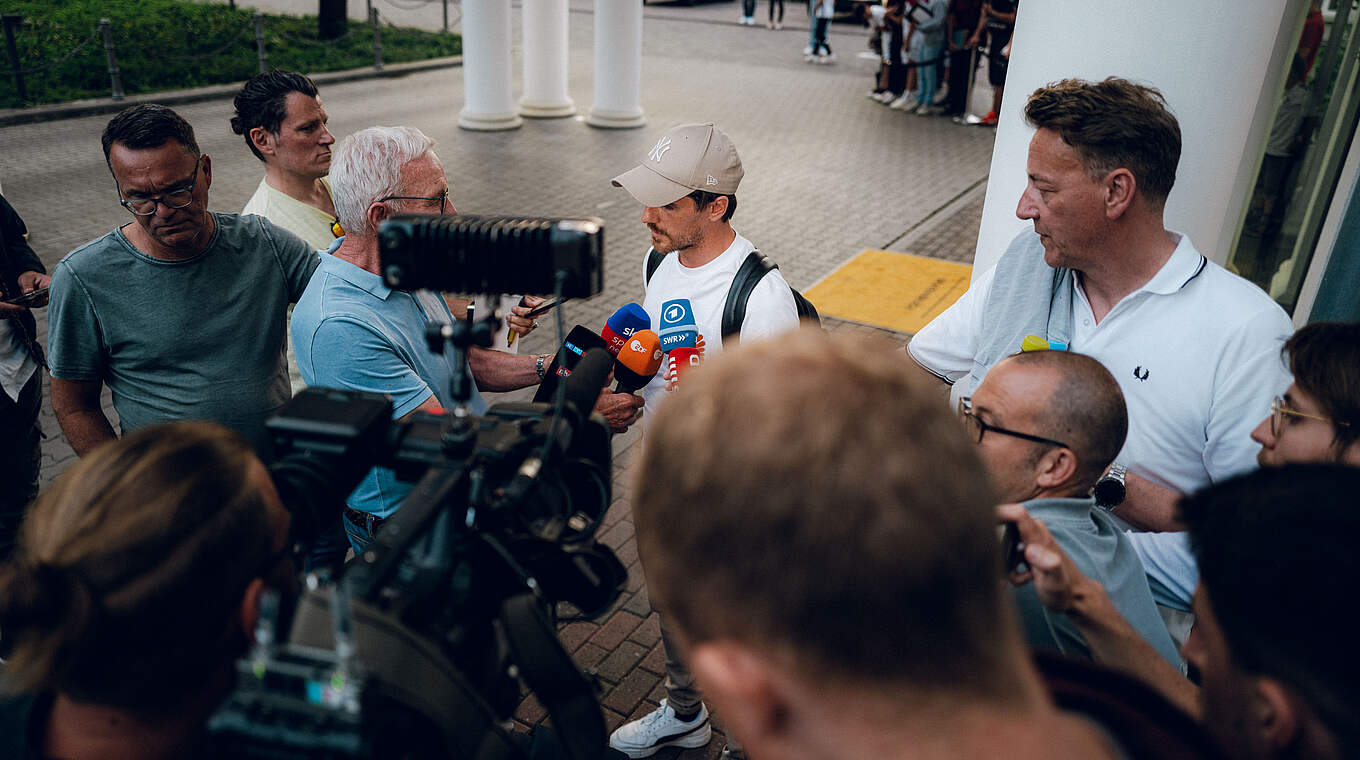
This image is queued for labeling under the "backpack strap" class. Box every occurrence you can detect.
[644,247,665,285]
[722,250,777,344]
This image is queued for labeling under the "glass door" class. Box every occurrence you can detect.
[1229,0,1360,315]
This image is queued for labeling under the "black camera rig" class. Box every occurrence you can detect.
[209,216,624,759]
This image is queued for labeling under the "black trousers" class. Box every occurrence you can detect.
[0,370,42,561]
[946,47,974,115]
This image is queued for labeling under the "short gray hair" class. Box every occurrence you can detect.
[330,125,437,236]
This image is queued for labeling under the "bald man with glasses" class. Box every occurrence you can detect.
[46,104,318,458]
[965,349,1181,666]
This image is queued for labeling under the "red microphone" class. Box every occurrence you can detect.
[614,330,663,394]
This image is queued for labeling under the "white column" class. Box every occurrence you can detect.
[459,0,522,131]
[970,0,1308,275]
[588,0,646,129]
[520,0,575,118]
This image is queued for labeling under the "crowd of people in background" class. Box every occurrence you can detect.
[846,0,1014,121]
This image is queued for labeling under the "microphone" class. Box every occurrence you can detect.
[668,345,703,385]
[561,348,614,421]
[614,330,664,394]
[657,298,698,353]
[602,303,651,356]
[533,325,610,403]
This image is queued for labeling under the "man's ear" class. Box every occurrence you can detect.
[366,199,391,234]
[1034,447,1078,491]
[249,127,276,158]
[707,195,730,223]
[690,642,796,754]
[1253,678,1302,755]
[239,577,267,639]
[1103,168,1137,219]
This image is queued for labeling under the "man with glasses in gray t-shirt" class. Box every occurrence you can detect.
[47,104,318,458]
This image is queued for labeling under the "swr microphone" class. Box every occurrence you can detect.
[658,298,699,354]
[533,325,609,403]
[602,303,650,356]
[614,330,663,394]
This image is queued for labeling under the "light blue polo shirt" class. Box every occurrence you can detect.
[291,244,487,517]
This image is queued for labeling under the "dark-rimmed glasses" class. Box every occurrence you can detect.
[379,190,449,215]
[118,158,202,216]
[1270,395,1348,438]
[958,396,1070,449]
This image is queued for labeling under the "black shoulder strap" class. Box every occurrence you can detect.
[722,250,777,343]
[644,247,665,285]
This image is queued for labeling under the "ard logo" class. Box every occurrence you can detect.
[1134,366,1150,382]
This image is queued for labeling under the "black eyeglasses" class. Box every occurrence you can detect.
[118,158,202,216]
[379,189,449,215]
[1270,395,1348,438]
[958,396,1069,449]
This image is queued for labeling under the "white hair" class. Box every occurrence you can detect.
[330,125,437,236]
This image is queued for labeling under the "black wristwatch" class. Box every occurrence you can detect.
[1094,463,1127,511]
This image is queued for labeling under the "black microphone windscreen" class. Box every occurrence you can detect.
[562,348,612,419]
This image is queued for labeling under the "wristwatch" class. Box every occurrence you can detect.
[535,354,548,380]
[1094,463,1127,511]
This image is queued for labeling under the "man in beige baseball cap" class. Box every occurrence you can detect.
[607,124,800,760]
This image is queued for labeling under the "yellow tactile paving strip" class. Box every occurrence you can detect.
[804,250,974,334]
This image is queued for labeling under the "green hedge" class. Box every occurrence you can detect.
[0,1,460,108]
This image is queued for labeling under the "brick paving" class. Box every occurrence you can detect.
[0,1,994,755]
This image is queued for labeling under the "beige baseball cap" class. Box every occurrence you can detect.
[611,122,744,207]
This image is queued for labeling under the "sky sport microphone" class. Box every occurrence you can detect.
[602,303,650,356]
[533,325,610,403]
[614,330,663,394]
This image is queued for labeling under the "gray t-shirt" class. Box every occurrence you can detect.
[1011,496,1182,667]
[47,212,319,453]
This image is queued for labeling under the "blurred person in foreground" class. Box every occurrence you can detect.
[1007,465,1360,760]
[0,422,296,760]
[633,329,1221,760]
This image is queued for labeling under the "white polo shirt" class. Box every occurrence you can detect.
[910,233,1293,606]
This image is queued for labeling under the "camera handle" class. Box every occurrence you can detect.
[425,299,500,452]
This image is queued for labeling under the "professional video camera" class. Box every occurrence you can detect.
[209,216,625,759]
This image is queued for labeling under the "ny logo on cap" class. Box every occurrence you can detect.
[649,137,672,163]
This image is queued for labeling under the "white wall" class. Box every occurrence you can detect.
[972,0,1309,279]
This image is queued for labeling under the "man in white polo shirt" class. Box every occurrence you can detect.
[908,78,1292,611]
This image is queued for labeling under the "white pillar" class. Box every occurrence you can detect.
[459,0,522,131]
[971,0,1308,276]
[520,0,575,118]
[588,0,646,129]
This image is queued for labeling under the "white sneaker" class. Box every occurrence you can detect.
[803,45,813,55]
[609,700,712,759]
[888,94,913,109]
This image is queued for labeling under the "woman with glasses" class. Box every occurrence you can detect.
[1251,321,1360,466]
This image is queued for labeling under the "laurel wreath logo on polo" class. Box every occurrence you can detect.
[1134,366,1150,381]
[649,137,672,163]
